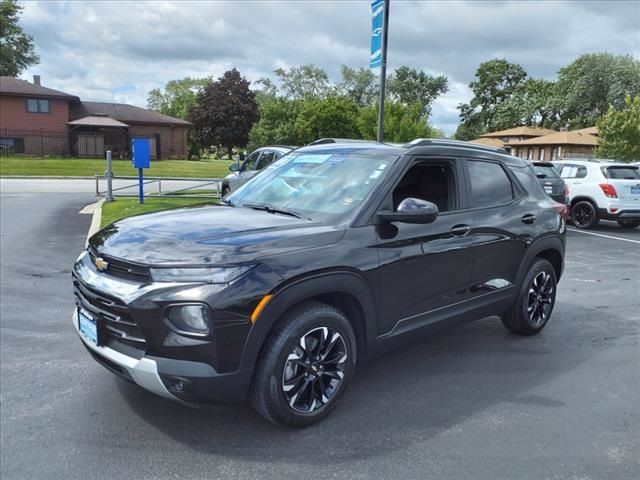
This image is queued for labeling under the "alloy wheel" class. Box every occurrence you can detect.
[282,327,348,413]
[527,271,554,327]
[572,203,594,227]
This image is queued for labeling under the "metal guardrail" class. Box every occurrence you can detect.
[95,174,223,199]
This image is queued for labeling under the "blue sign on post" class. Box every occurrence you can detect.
[369,0,384,69]
[131,138,151,204]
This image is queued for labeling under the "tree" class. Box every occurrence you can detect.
[457,59,528,135]
[337,65,378,106]
[387,66,448,116]
[556,53,640,128]
[147,77,210,120]
[0,0,39,76]
[274,64,332,99]
[359,101,439,143]
[189,68,260,158]
[248,98,303,149]
[596,96,640,162]
[293,96,360,144]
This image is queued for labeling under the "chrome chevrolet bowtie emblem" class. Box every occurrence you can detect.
[94,256,109,272]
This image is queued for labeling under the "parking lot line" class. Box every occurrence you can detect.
[567,227,640,244]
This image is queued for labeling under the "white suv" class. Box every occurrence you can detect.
[553,160,640,229]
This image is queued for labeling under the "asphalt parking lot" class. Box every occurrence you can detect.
[1,190,638,480]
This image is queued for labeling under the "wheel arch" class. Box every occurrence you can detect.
[570,195,598,208]
[239,270,377,370]
[516,236,565,286]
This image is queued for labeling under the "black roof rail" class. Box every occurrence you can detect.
[307,138,378,146]
[403,138,508,155]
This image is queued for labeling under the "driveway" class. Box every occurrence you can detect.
[1,190,638,480]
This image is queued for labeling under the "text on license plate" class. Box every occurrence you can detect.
[544,186,553,194]
[631,186,640,195]
[78,309,98,346]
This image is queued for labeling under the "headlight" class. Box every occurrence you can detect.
[150,265,252,284]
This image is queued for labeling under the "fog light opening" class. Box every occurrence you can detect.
[165,304,211,337]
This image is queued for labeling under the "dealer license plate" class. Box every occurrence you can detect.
[544,185,553,194]
[78,308,98,346]
[631,186,640,195]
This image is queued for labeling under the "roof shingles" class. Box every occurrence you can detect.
[0,76,79,100]
[71,101,192,126]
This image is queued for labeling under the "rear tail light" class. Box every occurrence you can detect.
[563,183,569,198]
[599,183,618,198]
[552,201,569,220]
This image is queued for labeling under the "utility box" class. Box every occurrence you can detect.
[132,138,151,169]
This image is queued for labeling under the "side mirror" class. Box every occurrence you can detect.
[229,163,240,172]
[377,198,439,224]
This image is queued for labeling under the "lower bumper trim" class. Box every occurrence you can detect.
[73,310,185,403]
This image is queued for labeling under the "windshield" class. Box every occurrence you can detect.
[602,166,640,180]
[227,150,399,221]
[532,164,560,178]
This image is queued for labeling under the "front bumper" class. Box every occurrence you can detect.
[73,310,254,404]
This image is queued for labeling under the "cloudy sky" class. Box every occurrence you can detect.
[19,0,640,135]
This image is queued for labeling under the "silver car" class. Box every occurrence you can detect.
[221,146,294,196]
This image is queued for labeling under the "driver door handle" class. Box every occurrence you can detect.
[450,224,471,236]
[521,214,537,224]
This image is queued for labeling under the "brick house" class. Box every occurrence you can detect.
[0,76,191,158]
[469,126,598,161]
[509,130,598,161]
[473,126,558,154]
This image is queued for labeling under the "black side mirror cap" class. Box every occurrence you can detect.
[377,198,439,224]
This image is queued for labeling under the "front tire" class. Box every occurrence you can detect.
[501,258,557,335]
[251,301,357,428]
[571,200,599,229]
[617,219,640,229]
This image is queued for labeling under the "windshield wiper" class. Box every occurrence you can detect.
[243,202,303,219]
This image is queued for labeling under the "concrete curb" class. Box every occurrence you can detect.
[83,199,105,245]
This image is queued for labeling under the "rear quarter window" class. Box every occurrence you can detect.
[509,166,548,200]
[602,166,640,180]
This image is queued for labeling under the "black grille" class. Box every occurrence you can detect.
[73,275,147,350]
[87,246,151,283]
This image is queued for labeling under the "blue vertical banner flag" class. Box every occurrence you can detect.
[369,0,384,68]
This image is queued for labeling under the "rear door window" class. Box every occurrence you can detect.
[467,160,514,208]
[602,166,640,180]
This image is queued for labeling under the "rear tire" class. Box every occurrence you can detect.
[251,301,357,428]
[617,219,640,229]
[571,200,599,229]
[501,258,557,336]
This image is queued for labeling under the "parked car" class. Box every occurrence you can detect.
[73,140,566,427]
[221,146,294,195]
[531,161,568,204]
[554,160,640,229]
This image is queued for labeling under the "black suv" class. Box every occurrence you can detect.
[73,140,566,427]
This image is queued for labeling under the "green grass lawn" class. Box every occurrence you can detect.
[0,156,233,178]
[100,197,217,228]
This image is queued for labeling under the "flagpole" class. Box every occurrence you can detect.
[376,0,390,143]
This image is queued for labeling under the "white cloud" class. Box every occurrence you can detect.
[18,0,640,135]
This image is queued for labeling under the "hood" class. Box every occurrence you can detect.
[89,204,344,265]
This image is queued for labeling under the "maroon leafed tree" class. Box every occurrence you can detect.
[190,68,260,158]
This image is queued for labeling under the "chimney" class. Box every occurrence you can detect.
[33,75,41,86]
